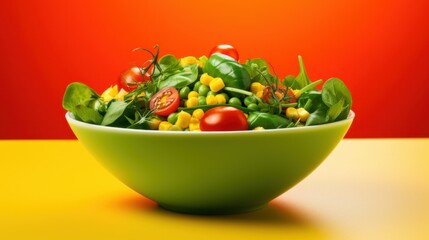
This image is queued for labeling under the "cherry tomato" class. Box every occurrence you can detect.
[262,84,296,103]
[209,44,239,61]
[149,87,180,116]
[118,67,151,91]
[200,106,248,131]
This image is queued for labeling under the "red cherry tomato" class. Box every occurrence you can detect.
[200,106,248,131]
[118,67,151,91]
[149,87,180,116]
[262,84,296,103]
[209,44,239,61]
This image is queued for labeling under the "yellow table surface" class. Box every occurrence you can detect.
[1,139,428,240]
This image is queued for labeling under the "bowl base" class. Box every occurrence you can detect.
[158,203,268,215]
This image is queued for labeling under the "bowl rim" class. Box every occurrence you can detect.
[66,110,354,136]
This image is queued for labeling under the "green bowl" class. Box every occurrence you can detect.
[66,111,354,214]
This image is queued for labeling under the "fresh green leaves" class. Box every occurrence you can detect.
[306,78,352,126]
[203,53,251,95]
[62,82,103,124]
[247,112,290,129]
[101,101,129,126]
[244,58,275,84]
[283,56,313,90]
[153,54,199,89]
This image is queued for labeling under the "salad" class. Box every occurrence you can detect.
[63,44,352,131]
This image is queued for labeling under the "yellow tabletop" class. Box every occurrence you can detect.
[1,139,428,240]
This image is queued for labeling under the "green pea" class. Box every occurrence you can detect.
[169,125,182,131]
[167,113,179,124]
[228,97,242,106]
[206,91,216,96]
[198,96,207,105]
[198,84,210,96]
[193,81,202,91]
[179,87,191,99]
[244,96,257,106]
[247,103,259,111]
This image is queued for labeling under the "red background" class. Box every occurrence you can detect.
[1,0,428,139]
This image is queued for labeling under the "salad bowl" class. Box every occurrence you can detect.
[66,110,354,214]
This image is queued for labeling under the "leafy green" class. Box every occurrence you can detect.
[244,58,274,83]
[152,54,199,89]
[247,112,290,129]
[101,100,129,126]
[306,78,352,126]
[322,78,352,121]
[158,64,199,89]
[62,82,103,124]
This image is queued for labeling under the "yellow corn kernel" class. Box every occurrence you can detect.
[215,94,226,104]
[159,121,173,131]
[180,56,198,66]
[189,122,200,131]
[286,107,299,121]
[189,117,200,131]
[190,117,200,124]
[115,88,129,101]
[200,73,214,86]
[209,78,225,92]
[250,82,265,94]
[206,95,218,105]
[186,97,199,107]
[256,90,264,98]
[175,111,192,129]
[148,118,161,130]
[297,108,310,122]
[188,91,199,99]
[101,85,119,102]
[192,109,204,119]
[253,126,265,130]
[293,89,302,99]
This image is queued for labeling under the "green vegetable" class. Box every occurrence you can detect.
[153,55,199,89]
[179,86,190,99]
[198,84,210,96]
[228,97,242,106]
[203,53,251,96]
[306,78,352,126]
[101,100,130,126]
[62,82,103,124]
[283,55,312,90]
[167,112,179,124]
[247,112,290,129]
[322,78,352,121]
[243,58,275,84]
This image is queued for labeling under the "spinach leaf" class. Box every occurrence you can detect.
[322,78,352,121]
[306,105,329,126]
[247,112,290,129]
[244,58,274,83]
[62,82,103,124]
[294,55,312,89]
[158,64,198,89]
[101,100,129,126]
[157,54,181,73]
[297,90,323,113]
[283,75,296,88]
